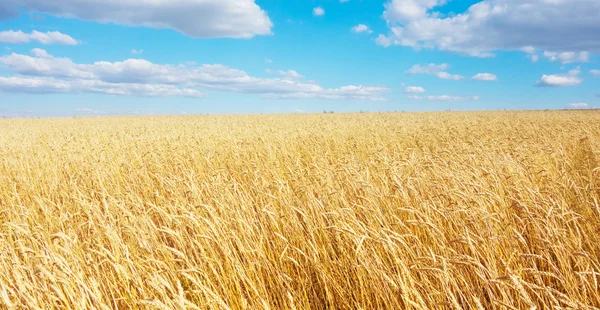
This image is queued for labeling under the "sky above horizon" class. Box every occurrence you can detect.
[0,0,599,117]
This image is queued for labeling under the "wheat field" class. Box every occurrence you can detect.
[0,111,599,309]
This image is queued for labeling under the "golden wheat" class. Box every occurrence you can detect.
[0,111,599,309]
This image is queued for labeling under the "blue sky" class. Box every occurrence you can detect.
[0,0,599,117]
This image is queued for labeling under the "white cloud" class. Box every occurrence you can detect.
[472,73,497,81]
[352,24,372,34]
[0,49,389,100]
[0,76,206,97]
[378,0,600,57]
[313,7,325,16]
[406,63,448,75]
[262,85,390,101]
[521,46,536,54]
[405,86,425,93]
[0,30,77,45]
[31,48,53,59]
[534,67,583,87]
[131,49,143,55]
[406,63,463,80]
[590,70,600,77]
[265,58,273,63]
[375,34,393,47]
[0,0,273,39]
[568,103,589,109]
[0,76,69,94]
[407,95,479,101]
[436,72,463,80]
[543,51,589,64]
[73,108,149,117]
[383,0,446,23]
[74,108,107,115]
[522,46,542,62]
[277,70,304,79]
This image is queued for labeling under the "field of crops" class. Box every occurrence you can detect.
[1,111,599,309]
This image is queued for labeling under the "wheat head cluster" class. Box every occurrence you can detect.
[0,111,599,309]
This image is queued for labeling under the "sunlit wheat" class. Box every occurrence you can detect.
[0,111,599,309]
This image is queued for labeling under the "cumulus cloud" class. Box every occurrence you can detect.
[131,49,143,55]
[436,72,463,80]
[0,76,206,97]
[277,70,304,79]
[521,46,536,54]
[568,103,588,109]
[0,0,273,39]
[534,67,583,87]
[352,24,372,34]
[0,49,389,100]
[313,7,325,16]
[406,63,463,80]
[384,0,448,23]
[543,51,589,64]
[378,0,600,57]
[405,86,425,93]
[0,30,77,45]
[407,95,479,101]
[375,34,393,47]
[262,85,390,101]
[31,48,53,59]
[591,70,600,77]
[472,73,497,81]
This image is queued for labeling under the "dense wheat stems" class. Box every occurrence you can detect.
[0,111,599,309]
